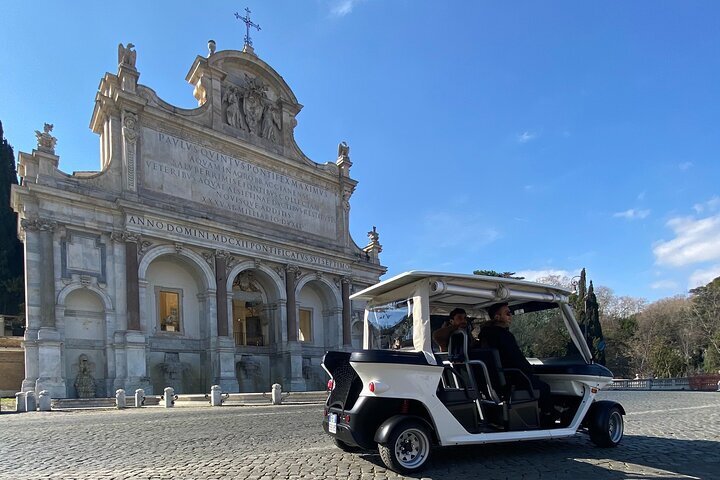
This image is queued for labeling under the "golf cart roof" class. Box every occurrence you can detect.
[351,271,571,307]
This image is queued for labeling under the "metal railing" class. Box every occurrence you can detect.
[609,375,720,391]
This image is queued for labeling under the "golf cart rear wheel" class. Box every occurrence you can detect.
[590,405,624,447]
[378,420,432,473]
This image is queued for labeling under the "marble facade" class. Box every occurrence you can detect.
[11,42,385,398]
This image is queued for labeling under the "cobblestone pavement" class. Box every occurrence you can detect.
[1,391,719,479]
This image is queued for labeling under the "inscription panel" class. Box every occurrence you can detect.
[127,215,352,272]
[141,128,338,239]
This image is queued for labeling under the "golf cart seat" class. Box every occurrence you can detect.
[447,330,540,429]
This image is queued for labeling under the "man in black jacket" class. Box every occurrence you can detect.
[480,302,554,422]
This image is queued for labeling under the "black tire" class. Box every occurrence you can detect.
[378,420,432,474]
[333,438,359,452]
[589,405,624,447]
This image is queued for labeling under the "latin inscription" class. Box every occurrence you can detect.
[127,215,351,271]
[141,128,338,238]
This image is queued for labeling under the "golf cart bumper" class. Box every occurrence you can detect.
[322,410,361,447]
[323,408,376,450]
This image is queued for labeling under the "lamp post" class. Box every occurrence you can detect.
[570,275,590,352]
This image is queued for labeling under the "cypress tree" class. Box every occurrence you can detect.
[586,281,607,365]
[0,120,24,316]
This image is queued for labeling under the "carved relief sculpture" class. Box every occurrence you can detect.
[74,354,97,398]
[118,43,137,68]
[223,87,247,131]
[35,123,57,154]
[222,74,283,143]
[122,111,138,191]
[261,102,282,141]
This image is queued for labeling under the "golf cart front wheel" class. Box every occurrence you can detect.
[378,420,432,473]
[589,404,624,447]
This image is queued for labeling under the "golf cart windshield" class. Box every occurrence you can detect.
[366,300,414,350]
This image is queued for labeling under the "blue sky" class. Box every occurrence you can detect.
[1,1,719,301]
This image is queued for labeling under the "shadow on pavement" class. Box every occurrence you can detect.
[357,435,720,479]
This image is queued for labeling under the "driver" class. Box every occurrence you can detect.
[432,308,475,352]
[480,302,554,423]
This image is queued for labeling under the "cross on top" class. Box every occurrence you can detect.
[235,7,261,48]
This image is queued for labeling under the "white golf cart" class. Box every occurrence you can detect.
[322,271,624,474]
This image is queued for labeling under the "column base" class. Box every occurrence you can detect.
[22,379,37,393]
[35,378,67,399]
[124,377,153,395]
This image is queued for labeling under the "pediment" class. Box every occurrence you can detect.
[185,50,306,161]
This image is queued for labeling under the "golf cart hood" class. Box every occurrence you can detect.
[351,271,593,365]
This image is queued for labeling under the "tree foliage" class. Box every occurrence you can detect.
[0,121,23,315]
[473,270,525,279]
[471,267,720,378]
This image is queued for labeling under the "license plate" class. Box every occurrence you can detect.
[328,413,337,434]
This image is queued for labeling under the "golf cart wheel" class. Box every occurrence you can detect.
[333,438,359,452]
[589,405,624,448]
[378,420,432,473]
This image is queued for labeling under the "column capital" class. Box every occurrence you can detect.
[21,218,58,232]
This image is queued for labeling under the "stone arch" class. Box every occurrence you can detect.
[295,274,343,349]
[227,261,286,350]
[294,274,342,308]
[226,261,286,301]
[57,283,113,398]
[138,245,215,290]
[140,246,217,395]
[57,282,114,312]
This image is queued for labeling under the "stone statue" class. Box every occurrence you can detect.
[223,87,248,131]
[338,141,350,159]
[364,226,382,254]
[261,103,281,141]
[118,43,137,68]
[35,123,57,154]
[74,354,96,398]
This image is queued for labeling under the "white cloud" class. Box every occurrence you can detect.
[613,208,650,220]
[650,280,679,290]
[517,131,537,143]
[678,161,693,171]
[693,195,720,214]
[688,265,720,289]
[330,0,363,16]
[515,269,576,282]
[637,191,646,201]
[653,214,720,267]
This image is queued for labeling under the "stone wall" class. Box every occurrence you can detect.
[0,337,24,396]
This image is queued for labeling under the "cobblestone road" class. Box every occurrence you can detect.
[1,391,719,479]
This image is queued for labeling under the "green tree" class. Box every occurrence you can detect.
[689,276,720,372]
[0,121,24,315]
[473,270,524,279]
[569,269,607,365]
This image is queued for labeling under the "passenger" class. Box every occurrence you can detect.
[479,302,554,423]
[432,308,474,352]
